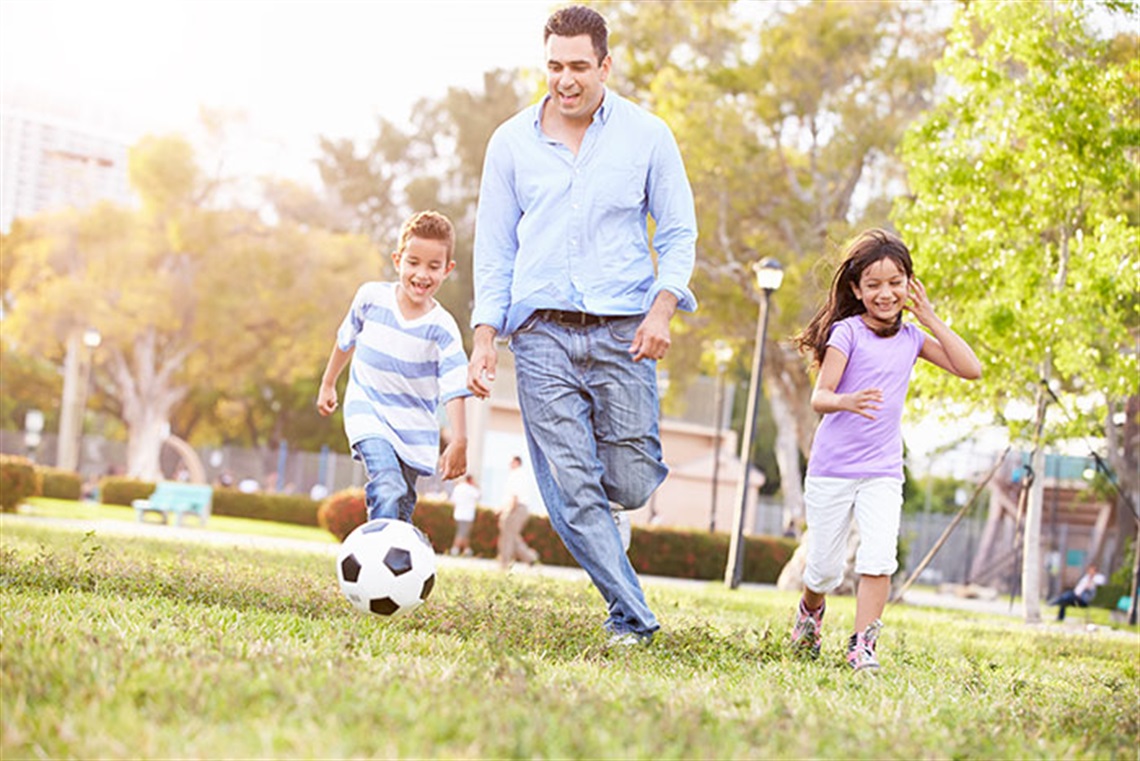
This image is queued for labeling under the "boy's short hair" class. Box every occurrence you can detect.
[545,5,609,63]
[397,210,455,262]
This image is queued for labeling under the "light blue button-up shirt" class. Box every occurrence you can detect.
[472,89,698,336]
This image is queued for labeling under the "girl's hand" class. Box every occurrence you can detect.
[905,277,936,325]
[842,388,883,420]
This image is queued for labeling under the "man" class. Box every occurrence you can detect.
[498,456,539,569]
[467,5,698,645]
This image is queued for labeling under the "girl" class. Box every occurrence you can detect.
[791,229,981,672]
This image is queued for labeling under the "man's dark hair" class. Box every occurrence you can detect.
[544,5,609,63]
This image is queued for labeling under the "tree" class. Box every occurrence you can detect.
[893,1,1139,621]
[601,0,945,529]
[3,135,377,478]
[316,70,532,342]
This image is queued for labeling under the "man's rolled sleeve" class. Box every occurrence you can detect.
[471,131,520,334]
[645,123,698,314]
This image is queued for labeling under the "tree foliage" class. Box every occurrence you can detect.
[893,0,1138,442]
[2,135,376,477]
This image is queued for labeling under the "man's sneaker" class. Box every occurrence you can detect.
[790,599,825,659]
[611,507,632,552]
[606,630,653,648]
[846,619,883,672]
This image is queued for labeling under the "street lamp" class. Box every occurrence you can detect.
[724,257,783,589]
[708,340,734,532]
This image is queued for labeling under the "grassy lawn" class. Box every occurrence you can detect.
[2,519,1136,759]
[17,496,337,545]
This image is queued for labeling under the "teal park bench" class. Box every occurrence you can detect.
[132,482,213,527]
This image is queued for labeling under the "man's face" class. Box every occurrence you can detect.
[545,33,610,124]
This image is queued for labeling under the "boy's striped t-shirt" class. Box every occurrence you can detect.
[336,281,471,475]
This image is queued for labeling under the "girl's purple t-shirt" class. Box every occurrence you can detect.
[807,316,926,480]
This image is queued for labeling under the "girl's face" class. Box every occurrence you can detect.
[852,257,909,330]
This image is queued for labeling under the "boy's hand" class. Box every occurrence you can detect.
[438,439,467,481]
[316,385,338,416]
[841,388,883,420]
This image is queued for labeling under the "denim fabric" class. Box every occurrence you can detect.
[352,437,420,522]
[510,313,666,637]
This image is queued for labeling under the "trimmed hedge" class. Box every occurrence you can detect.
[37,467,83,501]
[321,492,797,585]
[100,477,156,507]
[100,477,320,527]
[0,455,39,512]
[211,488,320,526]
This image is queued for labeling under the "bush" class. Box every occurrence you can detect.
[37,467,83,501]
[212,489,320,527]
[0,455,40,512]
[100,477,157,506]
[318,488,368,541]
[314,491,797,584]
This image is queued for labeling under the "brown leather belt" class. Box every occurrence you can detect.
[535,309,616,327]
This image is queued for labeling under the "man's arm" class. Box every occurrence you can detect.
[644,121,698,316]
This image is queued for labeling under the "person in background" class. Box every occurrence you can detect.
[449,474,480,557]
[497,456,539,569]
[1048,564,1106,621]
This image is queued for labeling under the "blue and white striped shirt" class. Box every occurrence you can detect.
[472,88,698,336]
[336,282,471,475]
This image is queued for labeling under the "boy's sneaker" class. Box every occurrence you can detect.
[846,619,883,672]
[790,599,825,659]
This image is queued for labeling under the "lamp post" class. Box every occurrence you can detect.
[724,258,783,589]
[708,340,734,532]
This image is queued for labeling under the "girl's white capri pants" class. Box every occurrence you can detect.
[802,476,903,594]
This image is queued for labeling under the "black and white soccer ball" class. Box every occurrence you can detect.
[336,518,437,617]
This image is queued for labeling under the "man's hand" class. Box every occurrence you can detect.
[629,291,678,361]
[467,325,499,399]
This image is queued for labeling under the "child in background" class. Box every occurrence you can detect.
[318,211,471,523]
[791,229,981,671]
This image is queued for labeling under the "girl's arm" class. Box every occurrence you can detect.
[908,277,982,380]
[811,346,884,420]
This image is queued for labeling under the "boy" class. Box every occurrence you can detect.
[318,210,471,523]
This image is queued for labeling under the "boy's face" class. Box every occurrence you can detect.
[391,236,454,306]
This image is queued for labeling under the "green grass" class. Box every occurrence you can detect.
[18,496,337,544]
[2,520,1137,759]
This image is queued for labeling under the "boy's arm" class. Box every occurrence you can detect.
[317,346,353,416]
[438,396,468,479]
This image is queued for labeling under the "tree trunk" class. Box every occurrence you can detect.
[107,328,190,481]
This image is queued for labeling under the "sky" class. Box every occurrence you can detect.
[1,0,554,182]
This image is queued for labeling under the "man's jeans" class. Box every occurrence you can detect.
[353,437,419,522]
[510,313,666,637]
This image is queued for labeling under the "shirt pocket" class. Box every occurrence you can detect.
[596,164,647,210]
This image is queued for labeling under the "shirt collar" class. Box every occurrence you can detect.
[532,87,613,136]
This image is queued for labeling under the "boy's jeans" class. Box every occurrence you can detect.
[353,437,420,522]
[510,313,665,638]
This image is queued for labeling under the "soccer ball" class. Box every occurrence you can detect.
[336,518,437,617]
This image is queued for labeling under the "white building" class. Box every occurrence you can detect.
[1,103,133,233]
